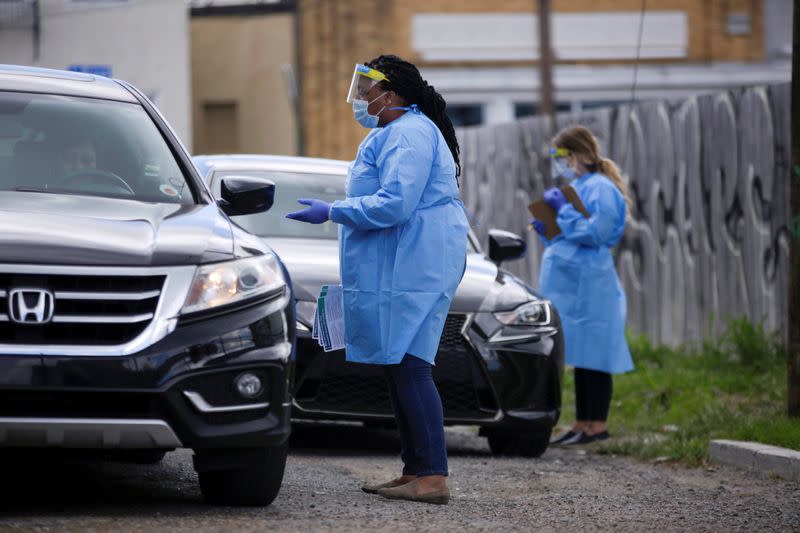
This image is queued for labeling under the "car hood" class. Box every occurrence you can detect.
[266,237,536,313]
[0,192,234,266]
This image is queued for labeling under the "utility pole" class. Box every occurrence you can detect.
[32,0,40,61]
[537,0,555,130]
[789,0,800,418]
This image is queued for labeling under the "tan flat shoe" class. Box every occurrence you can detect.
[361,478,411,494]
[377,483,451,505]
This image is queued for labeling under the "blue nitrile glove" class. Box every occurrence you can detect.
[286,198,331,224]
[531,219,547,237]
[544,187,567,212]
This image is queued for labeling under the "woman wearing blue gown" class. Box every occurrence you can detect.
[287,55,468,504]
[531,125,634,445]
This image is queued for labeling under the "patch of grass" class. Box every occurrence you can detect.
[558,317,800,466]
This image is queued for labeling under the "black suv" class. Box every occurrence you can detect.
[0,66,295,506]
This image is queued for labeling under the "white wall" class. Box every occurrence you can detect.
[412,11,688,62]
[0,0,192,148]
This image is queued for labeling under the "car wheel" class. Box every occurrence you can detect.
[486,428,552,458]
[197,443,288,506]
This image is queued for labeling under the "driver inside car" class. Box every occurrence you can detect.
[47,134,136,197]
[56,136,97,175]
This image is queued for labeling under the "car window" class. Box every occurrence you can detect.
[0,91,194,204]
[212,169,344,239]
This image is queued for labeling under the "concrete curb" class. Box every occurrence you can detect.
[709,440,800,482]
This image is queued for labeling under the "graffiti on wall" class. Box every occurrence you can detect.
[457,83,791,346]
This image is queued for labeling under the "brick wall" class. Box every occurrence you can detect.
[299,0,389,159]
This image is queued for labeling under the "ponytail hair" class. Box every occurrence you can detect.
[553,125,631,214]
[366,55,461,179]
[597,157,631,211]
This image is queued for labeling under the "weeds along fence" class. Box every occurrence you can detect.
[456,83,791,346]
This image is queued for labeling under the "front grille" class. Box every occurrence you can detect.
[296,314,499,420]
[0,273,164,345]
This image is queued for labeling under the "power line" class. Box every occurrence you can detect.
[619,0,647,213]
[630,0,647,105]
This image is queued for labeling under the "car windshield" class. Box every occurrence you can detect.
[212,169,344,239]
[0,91,193,204]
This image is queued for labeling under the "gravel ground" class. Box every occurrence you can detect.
[0,424,798,532]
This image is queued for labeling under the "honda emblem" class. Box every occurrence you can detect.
[8,289,55,324]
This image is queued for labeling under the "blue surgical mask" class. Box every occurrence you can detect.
[352,91,387,128]
[552,158,578,182]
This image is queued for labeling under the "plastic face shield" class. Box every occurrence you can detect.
[346,64,389,103]
[549,147,571,182]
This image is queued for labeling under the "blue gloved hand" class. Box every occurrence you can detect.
[544,187,567,212]
[531,219,547,237]
[286,198,331,224]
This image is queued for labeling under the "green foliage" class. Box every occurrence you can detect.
[559,317,798,466]
[722,316,785,370]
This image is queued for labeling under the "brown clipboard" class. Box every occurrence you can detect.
[528,185,589,240]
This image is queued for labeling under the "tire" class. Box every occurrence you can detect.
[486,428,552,458]
[197,443,288,506]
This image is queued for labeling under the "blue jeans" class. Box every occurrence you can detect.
[383,354,448,477]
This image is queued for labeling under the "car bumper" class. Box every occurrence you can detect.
[0,292,295,450]
[292,312,563,431]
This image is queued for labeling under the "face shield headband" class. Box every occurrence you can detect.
[346,64,390,104]
[549,147,577,183]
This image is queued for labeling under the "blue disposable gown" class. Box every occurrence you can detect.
[538,172,634,374]
[330,109,469,365]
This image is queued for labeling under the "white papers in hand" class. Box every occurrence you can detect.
[323,285,345,352]
[311,284,345,352]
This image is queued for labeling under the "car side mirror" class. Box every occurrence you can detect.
[218,176,275,216]
[488,229,527,265]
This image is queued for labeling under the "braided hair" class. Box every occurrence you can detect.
[366,54,461,178]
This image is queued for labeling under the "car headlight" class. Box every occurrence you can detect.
[494,301,551,327]
[181,254,286,315]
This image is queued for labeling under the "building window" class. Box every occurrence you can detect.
[726,12,752,35]
[447,104,483,127]
[202,101,239,154]
[579,100,624,111]
[514,102,571,118]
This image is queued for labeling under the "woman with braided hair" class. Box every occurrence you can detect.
[287,55,469,504]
